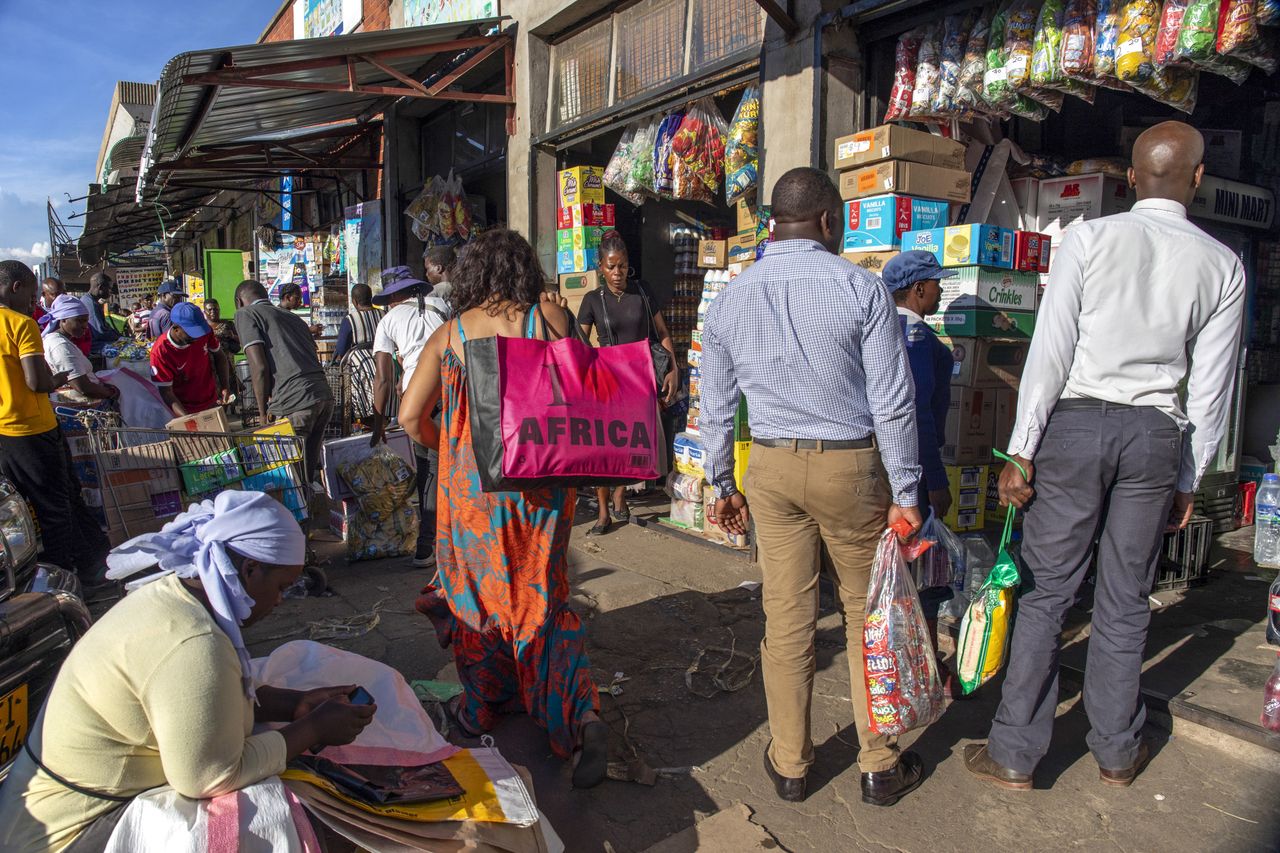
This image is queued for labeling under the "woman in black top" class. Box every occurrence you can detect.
[577,231,678,536]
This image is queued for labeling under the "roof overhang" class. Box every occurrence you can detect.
[136,18,515,202]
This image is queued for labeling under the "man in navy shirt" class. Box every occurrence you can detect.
[883,251,957,640]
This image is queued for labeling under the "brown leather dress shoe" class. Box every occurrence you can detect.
[963,743,1032,791]
[861,751,925,806]
[1100,741,1151,788]
[762,742,806,802]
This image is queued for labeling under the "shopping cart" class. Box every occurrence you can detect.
[89,423,308,545]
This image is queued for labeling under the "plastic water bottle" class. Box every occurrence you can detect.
[1268,573,1280,647]
[1262,656,1280,733]
[1253,474,1280,567]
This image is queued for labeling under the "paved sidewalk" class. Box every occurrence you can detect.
[244,506,1280,853]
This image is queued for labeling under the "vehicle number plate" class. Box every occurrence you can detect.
[0,684,29,765]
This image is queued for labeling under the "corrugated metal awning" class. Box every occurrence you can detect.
[137,18,514,201]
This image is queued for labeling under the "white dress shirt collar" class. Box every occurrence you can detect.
[1130,197,1188,218]
[896,306,925,325]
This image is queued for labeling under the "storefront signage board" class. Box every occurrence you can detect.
[1189,176,1274,231]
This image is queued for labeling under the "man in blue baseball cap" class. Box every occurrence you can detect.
[149,300,229,416]
[148,279,186,339]
[882,249,962,684]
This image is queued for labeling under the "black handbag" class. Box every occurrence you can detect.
[594,282,672,394]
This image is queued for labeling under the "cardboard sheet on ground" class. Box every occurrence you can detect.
[640,803,780,853]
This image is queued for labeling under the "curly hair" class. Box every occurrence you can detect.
[451,229,548,314]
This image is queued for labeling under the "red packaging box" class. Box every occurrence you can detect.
[557,203,615,230]
[1014,231,1052,273]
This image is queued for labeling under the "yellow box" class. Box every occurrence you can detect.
[237,420,301,476]
[557,166,605,207]
[941,464,987,532]
[734,440,751,494]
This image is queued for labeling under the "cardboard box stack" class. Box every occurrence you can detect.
[555,166,610,282]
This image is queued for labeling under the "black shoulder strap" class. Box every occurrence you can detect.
[595,287,616,346]
[635,280,658,343]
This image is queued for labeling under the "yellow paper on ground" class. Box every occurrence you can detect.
[281,750,514,824]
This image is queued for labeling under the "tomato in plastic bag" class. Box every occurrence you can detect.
[863,529,945,736]
[885,29,923,121]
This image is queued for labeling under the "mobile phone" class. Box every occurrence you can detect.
[347,686,374,706]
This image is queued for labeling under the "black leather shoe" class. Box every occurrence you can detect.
[963,743,1033,791]
[762,743,806,802]
[861,751,925,806]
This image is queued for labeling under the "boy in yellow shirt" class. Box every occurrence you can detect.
[0,260,109,585]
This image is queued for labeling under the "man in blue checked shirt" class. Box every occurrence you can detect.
[702,167,925,807]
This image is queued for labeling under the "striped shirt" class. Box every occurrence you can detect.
[700,239,921,506]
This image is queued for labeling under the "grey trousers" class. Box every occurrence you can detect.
[987,402,1180,774]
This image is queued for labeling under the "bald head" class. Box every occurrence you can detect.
[1129,121,1204,206]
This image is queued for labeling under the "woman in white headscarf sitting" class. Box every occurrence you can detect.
[40,293,119,404]
[0,491,377,853]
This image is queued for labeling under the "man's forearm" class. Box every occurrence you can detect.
[251,368,270,420]
[159,386,186,415]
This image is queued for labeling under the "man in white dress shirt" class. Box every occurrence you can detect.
[965,122,1246,790]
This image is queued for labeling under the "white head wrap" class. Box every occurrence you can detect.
[105,491,306,699]
[38,293,89,337]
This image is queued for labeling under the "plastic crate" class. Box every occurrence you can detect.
[1155,515,1213,591]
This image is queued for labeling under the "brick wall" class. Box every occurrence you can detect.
[262,8,292,42]
[362,0,392,32]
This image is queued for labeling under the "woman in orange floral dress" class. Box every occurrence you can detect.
[400,230,607,788]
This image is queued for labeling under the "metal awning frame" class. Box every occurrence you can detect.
[753,0,799,37]
[156,121,384,175]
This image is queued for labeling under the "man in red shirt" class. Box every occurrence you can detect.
[150,301,229,416]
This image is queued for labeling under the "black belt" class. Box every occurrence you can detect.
[753,437,874,450]
[1056,398,1140,413]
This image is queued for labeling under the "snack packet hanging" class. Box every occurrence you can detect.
[1115,0,1161,83]
[1219,0,1280,73]
[935,13,973,114]
[1093,0,1123,77]
[1175,0,1224,62]
[652,112,684,198]
[1005,0,1041,89]
[1132,63,1201,110]
[885,29,924,121]
[629,117,660,194]
[957,12,992,110]
[671,154,716,203]
[604,125,646,207]
[985,4,1018,106]
[1034,0,1099,100]
[671,98,728,194]
[1063,0,1131,87]
[724,86,761,204]
[910,24,943,118]
[1156,0,1190,66]
[864,529,946,736]
[956,504,1022,694]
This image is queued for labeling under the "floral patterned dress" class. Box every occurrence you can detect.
[415,314,599,758]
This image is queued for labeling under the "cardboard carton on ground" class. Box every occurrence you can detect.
[944,337,1029,389]
[840,161,971,203]
[842,193,951,252]
[943,388,995,465]
[902,225,1015,269]
[557,203,615,229]
[557,166,605,207]
[834,125,966,171]
[938,267,1039,314]
[1036,173,1132,238]
[927,308,1036,340]
[841,251,900,274]
[698,240,728,269]
[942,464,988,532]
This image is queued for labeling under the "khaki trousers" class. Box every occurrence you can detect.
[748,442,899,776]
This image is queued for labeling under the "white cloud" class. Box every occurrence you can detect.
[0,242,50,268]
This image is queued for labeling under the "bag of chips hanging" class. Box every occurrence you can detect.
[1156,0,1191,66]
[864,529,946,736]
[1116,0,1161,83]
[604,125,646,207]
[671,98,728,194]
[910,24,943,118]
[956,505,1022,694]
[671,153,716,203]
[629,117,660,194]
[1132,63,1202,110]
[724,86,760,204]
[957,12,992,110]
[1034,0,1099,100]
[885,28,924,121]
[1175,0,1224,62]
[652,112,684,198]
[1093,0,1124,77]
[934,13,973,114]
[1005,0,1042,89]
[985,4,1019,106]
[1219,0,1280,73]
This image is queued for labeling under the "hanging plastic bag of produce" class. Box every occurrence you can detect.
[910,23,943,118]
[934,13,973,114]
[1115,0,1161,83]
[984,4,1019,106]
[629,117,661,195]
[956,13,992,111]
[652,112,684,199]
[671,98,729,195]
[724,86,761,204]
[1093,0,1124,78]
[1219,0,1280,74]
[956,504,1022,695]
[604,125,647,207]
[1034,0,1099,101]
[1004,0,1041,89]
[885,28,924,121]
[864,529,946,736]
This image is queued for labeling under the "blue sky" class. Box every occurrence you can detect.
[0,0,271,267]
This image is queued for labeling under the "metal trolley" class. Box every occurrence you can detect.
[89,425,308,544]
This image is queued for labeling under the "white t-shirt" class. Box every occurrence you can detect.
[373,298,449,392]
[44,332,94,381]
